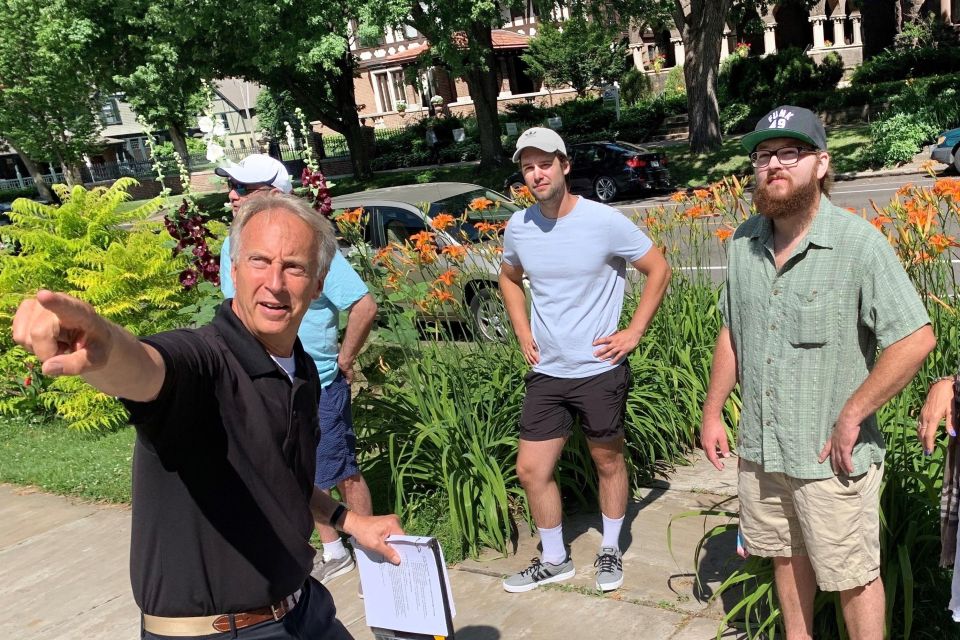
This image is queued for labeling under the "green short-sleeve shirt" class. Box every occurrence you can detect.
[720,195,930,479]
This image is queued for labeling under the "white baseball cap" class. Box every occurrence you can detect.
[512,127,567,163]
[215,154,293,194]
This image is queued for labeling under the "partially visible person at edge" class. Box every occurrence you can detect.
[498,127,672,594]
[12,192,403,640]
[700,105,935,640]
[216,155,379,587]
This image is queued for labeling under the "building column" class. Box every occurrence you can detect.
[720,30,731,61]
[498,57,512,96]
[763,25,777,55]
[851,14,863,46]
[810,15,827,49]
[831,17,845,46]
[672,38,685,65]
[631,45,644,71]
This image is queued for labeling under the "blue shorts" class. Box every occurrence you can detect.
[314,371,360,490]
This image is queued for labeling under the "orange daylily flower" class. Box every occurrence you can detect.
[441,245,467,261]
[913,249,934,264]
[431,213,456,230]
[870,215,892,230]
[905,199,937,230]
[714,227,734,242]
[338,207,364,225]
[435,269,457,286]
[896,184,914,197]
[409,231,436,250]
[430,288,455,303]
[933,178,960,200]
[469,197,495,211]
[474,221,499,233]
[670,191,687,203]
[928,233,959,254]
[693,189,710,199]
[684,204,705,219]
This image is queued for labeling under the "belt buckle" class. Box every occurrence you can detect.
[270,602,284,622]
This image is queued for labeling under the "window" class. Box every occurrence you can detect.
[403,24,418,40]
[215,113,231,132]
[239,138,246,149]
[372,68,409,112]
[378,206,427,247]
[100,99,121,126]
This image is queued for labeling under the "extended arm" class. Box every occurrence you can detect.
[12,290,165,402]
[338,293,377,384]
[593,248,672,364]
[701,326,738,470]
[819,325,936,473]
[499,261,539,366]
[310,487,404,564]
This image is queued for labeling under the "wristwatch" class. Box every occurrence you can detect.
[329,503,348,528]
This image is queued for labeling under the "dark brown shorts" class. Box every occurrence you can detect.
[519,364,632,442]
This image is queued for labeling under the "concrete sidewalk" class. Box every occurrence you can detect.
[0,453,746,640]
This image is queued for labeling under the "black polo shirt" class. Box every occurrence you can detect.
[122,301,320,617]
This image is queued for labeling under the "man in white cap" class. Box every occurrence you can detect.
[218,155,379,586]
[499,128,671,593]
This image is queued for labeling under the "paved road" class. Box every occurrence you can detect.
[615,174,941,214]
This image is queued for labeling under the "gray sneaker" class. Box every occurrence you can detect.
[502,556,575,593]
[594,547,623,592]
[311,553,356,584]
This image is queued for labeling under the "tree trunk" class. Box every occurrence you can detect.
[463,23,504,170]
[680,0,731,153]
[861,0,898,57]
[167,123,192,170]
[9,143,56,202]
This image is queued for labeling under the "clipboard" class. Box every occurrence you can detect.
[354,535,456,640]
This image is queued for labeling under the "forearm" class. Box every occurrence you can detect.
[703,327,738,419]
[83,322,166,402]
[838,325,936,426]
[623,259,671,340]
[338,293,377,369]
[499,272,531,340]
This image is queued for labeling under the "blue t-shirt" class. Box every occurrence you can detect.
[220,236,369,388]
[502,197,652,378]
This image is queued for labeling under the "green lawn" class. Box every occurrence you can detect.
[0,414,134,503]
[654,124,873,188]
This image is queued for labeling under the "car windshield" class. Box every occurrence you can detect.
[611,141,652,154]
[428,188,518,243]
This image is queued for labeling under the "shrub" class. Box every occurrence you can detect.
[853,45,960,85]
[720,102,752,135]
[0,185,40,202]
[719,48,842,108]
[0,179,208,430]
[868,112,939,167]
[620,67,653,106]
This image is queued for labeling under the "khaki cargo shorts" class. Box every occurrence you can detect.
[738,458,883,592]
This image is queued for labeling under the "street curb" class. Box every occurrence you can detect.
[835,166,934,181]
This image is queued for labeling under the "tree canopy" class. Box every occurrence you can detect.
[522,16,629,96]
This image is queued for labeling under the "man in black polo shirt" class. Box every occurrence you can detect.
[12,193,402,639]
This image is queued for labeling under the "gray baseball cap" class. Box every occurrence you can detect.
[742,105,827,152]
[512,127,567,162]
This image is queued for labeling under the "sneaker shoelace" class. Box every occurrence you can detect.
[594,552,621,573]
[520,557,546,577]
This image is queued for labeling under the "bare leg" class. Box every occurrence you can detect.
[313,473,373,544]
[587,437,628,519]
[839,577,885,640]
[516,437,568,528]
[773,556,816,640]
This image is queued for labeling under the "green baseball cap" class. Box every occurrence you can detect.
[742,105,827,153]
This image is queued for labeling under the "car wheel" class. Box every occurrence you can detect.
[593,176,618,203]
[469,286,510,342]
[509,181,524,192]
[953,145,960,174]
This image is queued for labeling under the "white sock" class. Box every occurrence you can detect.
[538,524,566,565]
[322,537,348,561]
[601,513,624,551]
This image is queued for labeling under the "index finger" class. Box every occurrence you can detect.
[35,290,97,326]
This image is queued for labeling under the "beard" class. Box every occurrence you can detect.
[753,171,820,220]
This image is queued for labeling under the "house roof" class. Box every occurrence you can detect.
[378,29,530,65]
[215,78,262,115]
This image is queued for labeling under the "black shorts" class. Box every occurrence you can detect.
[519,364,632,442]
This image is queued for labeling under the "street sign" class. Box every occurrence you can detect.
[602,85,621,121]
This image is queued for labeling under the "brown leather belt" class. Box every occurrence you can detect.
[142,589,301,636]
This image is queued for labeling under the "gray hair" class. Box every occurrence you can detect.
[229,192,337,282]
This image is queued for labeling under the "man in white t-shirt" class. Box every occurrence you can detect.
[499,128,671,593]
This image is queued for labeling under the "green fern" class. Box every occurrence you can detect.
[0,180,215,431]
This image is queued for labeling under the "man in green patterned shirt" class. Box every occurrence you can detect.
[700,105,935,639]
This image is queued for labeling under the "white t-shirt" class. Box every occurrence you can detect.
[270,354,296,382]
[502,197,652,378]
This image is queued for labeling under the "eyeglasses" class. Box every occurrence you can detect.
[228,179,271,196]
[749,146,818,168]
